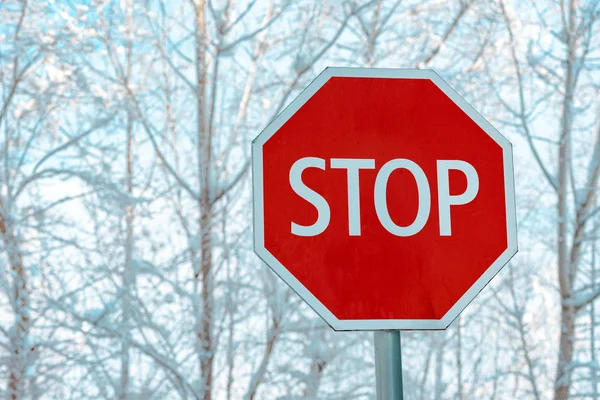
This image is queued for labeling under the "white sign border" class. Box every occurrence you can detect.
[252,67,518,331]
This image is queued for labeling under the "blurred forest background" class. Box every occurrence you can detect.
[1,0,600,398]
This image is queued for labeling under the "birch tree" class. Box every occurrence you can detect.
[9,0,600,399]
[493,0,600,398]
[0,3,131,399]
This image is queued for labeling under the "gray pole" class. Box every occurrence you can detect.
[374,330,403,400]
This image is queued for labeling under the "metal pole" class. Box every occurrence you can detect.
[374,330,403,400]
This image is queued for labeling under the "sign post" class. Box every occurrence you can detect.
[374,331,403,399]
[252,67,517,396]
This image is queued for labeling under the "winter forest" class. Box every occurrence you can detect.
[2,0,600,399]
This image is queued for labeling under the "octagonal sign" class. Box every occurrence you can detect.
[252,68,517,330]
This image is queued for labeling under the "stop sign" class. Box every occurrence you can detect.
[252,68,517,330]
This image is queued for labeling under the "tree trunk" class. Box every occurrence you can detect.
[456,316,464,400]
[434,333,445,400]
[1,205,31,400]
[120,108,134,400]
[592,212,598,398]
[554,2,577,398]
[192,1,213,399]
[419,338,434,400]
[304,359,325,400]
[555,304,576,400]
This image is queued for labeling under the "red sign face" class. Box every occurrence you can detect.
[252,68,517,330]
